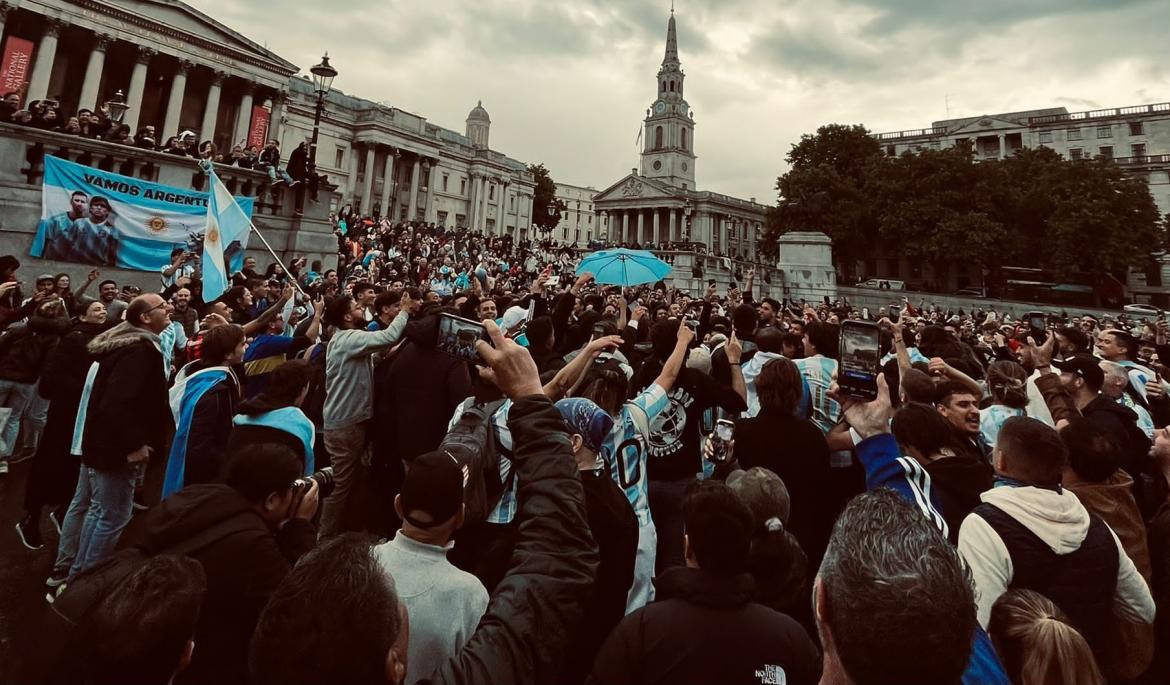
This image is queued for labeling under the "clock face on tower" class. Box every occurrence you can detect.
[653,160,662,170]
[682,162,688,171]
[654,101,666,114]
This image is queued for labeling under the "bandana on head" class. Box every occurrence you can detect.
[555,398,614,453]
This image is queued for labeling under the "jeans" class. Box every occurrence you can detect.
[68,463,137,581]
[19,381,49,452]
[262,164,295,185]
[320,422,369,537]
[0,379,35,459]
[52,463,94,575]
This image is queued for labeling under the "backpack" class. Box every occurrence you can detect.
[433,398,509,523]
[37,514,253,684]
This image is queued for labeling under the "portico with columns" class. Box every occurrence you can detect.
[2,0,296,147]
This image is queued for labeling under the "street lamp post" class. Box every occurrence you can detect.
[307,53,338,179]
[683,199,692,246]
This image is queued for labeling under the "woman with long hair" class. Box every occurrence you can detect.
[989,589,1104,685]
[162,324,246,498]
[981,360,1029,448]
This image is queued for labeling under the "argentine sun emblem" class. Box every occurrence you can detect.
[206,227,220,244]
[146,216,168,234]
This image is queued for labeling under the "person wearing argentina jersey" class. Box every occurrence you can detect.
[581,321,695,613]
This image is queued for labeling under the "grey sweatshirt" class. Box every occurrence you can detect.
[322,311,408,430]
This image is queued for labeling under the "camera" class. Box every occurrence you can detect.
[293,467,335,499]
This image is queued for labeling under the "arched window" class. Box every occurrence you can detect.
[669,81,675,92]
[681,128,688,151]
[654,126,664,150]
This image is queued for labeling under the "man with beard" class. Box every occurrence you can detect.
[70,196,119,266]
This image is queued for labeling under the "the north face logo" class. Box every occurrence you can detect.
[755,664,787,685]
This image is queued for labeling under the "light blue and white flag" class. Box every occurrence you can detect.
[31,155,252,274]
[203,167,253,300]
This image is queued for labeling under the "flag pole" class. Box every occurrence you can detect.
[204,162,308,299]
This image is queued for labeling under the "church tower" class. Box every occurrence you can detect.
[466,100,491,148]
[640,10,696,188]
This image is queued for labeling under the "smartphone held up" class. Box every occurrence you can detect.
[708,419,735,462]
[436,312,490,362]
[838,319,881,401]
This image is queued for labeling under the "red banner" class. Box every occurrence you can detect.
[247,105,270,149]
[0,37,35,97]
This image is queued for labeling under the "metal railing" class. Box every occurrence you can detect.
[876,127,948,141]
[1028,102,1170,125]
[1113,154,1170,166]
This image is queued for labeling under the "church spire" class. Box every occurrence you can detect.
[662,10,679,67]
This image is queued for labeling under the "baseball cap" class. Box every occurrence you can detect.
[726,467,792,529]
[1052,353,1104,391]
[555,398,614,453]
[399,450,465,528]
[35,273,55,284]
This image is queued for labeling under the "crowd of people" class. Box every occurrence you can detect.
[0,214,1168,685]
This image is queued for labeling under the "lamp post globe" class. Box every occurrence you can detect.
[105,90,129,125]
[307,52,338,173]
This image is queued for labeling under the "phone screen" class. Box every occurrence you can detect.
[890,304,901,323]
[710,419,735,462]
[437,313,488,361]
[838,320,880,400]
[1025,312,1048,344]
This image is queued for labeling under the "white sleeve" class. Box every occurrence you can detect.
[957,513,1014,629]
[1110,527,1156,624]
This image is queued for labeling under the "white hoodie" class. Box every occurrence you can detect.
[958,485,1155,628]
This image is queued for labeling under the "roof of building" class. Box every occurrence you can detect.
[932,107,1069,132]
[467,100,491,123]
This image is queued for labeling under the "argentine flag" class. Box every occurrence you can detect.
[203,167,251,301]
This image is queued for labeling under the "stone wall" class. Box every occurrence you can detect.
[0,123,337,290]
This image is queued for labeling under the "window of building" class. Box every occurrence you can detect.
[437,211,448,226]
[1132,143,1147,158]
[669,81,675,92]
[655,126,663,149]
[456,213,466,226]
[1098,145,1113,159]
[442,174,449,191]
[335,147,345,168]
[460,178,467,195]
[1069,148,1084,160]
[929,141,940,149]
[1038,131,1053,144]
[1067,128,1082,141]
[886,145,897,156]
[1096,125,1112,139]
[681,128,688,151]
[489,185,495,200]
[1130,121,1144,136]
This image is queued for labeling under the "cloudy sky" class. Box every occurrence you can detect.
[192,0,1170,203]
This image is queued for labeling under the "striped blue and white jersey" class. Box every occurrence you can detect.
[795,354,840,434]
[600,383,670,527]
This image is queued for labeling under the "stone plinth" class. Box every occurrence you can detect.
[777,231,836,303]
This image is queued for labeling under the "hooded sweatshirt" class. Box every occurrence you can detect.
[957,485,1154,628]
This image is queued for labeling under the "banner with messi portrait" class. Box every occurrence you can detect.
[30,155,253,272]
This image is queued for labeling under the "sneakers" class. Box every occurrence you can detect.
[44,575,67,604]
[15,516,43,550]
[49,509,64,535]
[0,461,8,475]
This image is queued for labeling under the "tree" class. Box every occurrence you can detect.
[763,124,886,266]
[528,163,561,234]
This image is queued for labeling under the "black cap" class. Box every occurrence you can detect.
[400,450,465,528]
[1052,353,1104,391]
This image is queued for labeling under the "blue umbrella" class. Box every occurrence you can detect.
[576,248,671,286]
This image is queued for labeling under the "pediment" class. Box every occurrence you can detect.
[90,0,298,74]
[594,174,681,203]
[947,116,1025,135]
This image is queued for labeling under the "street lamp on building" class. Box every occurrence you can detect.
[307,53,338,175]
[683,199,692,245]
[104,90,129,125]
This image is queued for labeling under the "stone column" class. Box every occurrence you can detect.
[232,83,254,147]
[27,18,66,103]
[997,133,1006,159]
[77,33,111,112]
[378,149,397,219]
[407,156,421,220]
[634,209,644,245]
[652,208,661,246]
[0,4,11,41]
[497,181,508,234]
[466,173,478,229]
[268,91,286,145]
[477,176,489,232]
[200,70,226,142]
[346,145,360,205]
[423,160,437,223]
[162,59,191,139]
[668,208,677,244]
[360,145,376,215]
[123,46,155,133]
[621,211,630,244]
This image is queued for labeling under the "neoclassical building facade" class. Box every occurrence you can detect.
[593,10,767,259]
[2,0,538,234]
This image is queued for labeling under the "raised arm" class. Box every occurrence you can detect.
[651,321,696,393]
[542,334,623,400]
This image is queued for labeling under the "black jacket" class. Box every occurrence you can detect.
[79,322,171,472]
[138,483,316,685]
[1083,395,1151,480]
[733,409,834,566]
[925,453,995,545]
[0,313,70,383]
[560,469,639,685]
[428,396,600,685]
[182,367,240,487]
[589,567,821,685]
